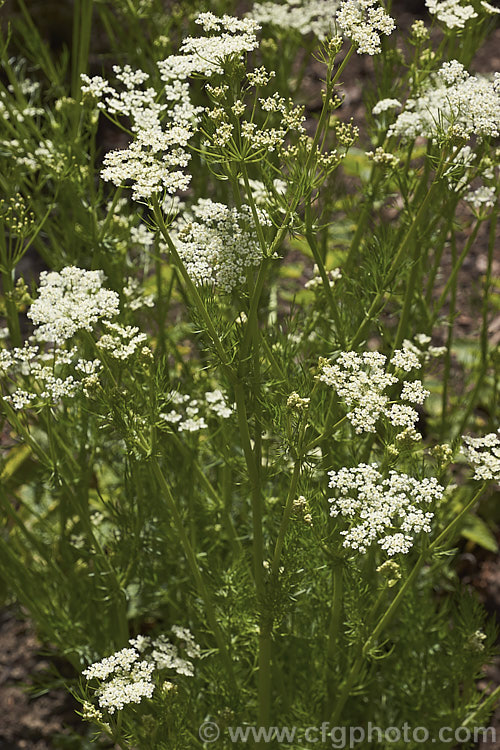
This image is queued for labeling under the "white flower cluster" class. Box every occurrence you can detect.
[249,0,340,41]
[28,267,119,344]
[318,346,428,434]
[100,118,195,201]
[0,80,44,123]
[365,146,400,167]
[0,267,151,409]
[372,98,401,116]
[203,81,305,158]
[305,264,342,290]
[0,344,102,409]
[240,178,287,209]
[481,1,500,13]
[158,14,260,81]
[82,627,199,715]
[160,388,234,433]
[0,137,74,177]
[98,322,148,361]
[328,464,443,555]
[172,199,270,292]
[464,185,497,212]
[462,431,500,481]
[88,14,263,201]
[336,0,395,55]
[124,277,155,311]
[425,0,477,29]
[85,67,200,200]
[443,144,477,192]
[389,63,500,142]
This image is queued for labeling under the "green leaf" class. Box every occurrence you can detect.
[461,514,498,552]
[0,443,32,482]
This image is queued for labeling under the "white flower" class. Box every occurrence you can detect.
[481,1,500,13]
[124,277,155,310]
[28,267,119,344]
[372,98,401,115]
[336,0,395,55]
[328,464,442,555]
[172,199,270,293]
[365,147,399,167]
[96,661,155,713]
[179,416,208,432]
[391,346,421,372]
[159,14,260,82]
[80,74,114,99]
[462,431,500,481]
[425,0,477,29]
[401,380,430,404]
[249,0,340,40]
[82,627,200,715]
[98,322,148,360]
[305,265,342,289]
[83,647,139,681]
[465,186,496,212]
[389,64,500,142]
[384,403,419,428]
[318,346,425,435]
[205,389,234,418]
[160,387,233,431]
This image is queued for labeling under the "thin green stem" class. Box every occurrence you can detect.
[2,268,21,347]
[432,218,483,320]
[323,561,343,719]
[441,228,457,437]
[233,381,267,729]
[270,459,302,579]
[152,197,233,380]
[350,159,447,349]
[480,207,497,368]
[305,201,346,348]
[150,458,236,688]
[233,383,264,594]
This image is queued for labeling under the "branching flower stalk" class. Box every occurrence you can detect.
[351,152,449,349]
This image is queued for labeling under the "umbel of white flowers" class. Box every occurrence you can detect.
[328,464,443,555]
[82,627,200,715]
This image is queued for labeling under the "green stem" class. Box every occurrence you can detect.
[241,164,268,255]
[440,228,457,437]
[323,561,343,719]
[432,218,483,320]
[233,383,264,594]
[270,459,302,579]
[2,268,21,348]
[480,206,497,368]
[343,170,380,274]
[305,201,345,348]
[350,159,446,349]
[150,458,236,688]
[233,381,267,729]
[152,197,233,380]
[72,0,94,102]
[424,204,459,305]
